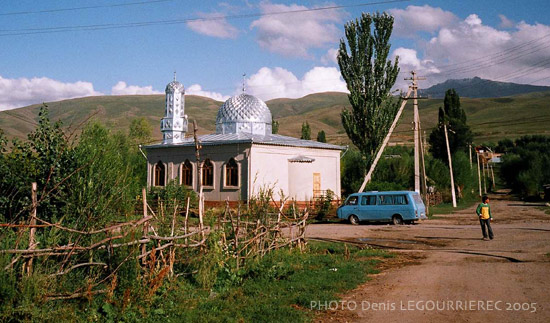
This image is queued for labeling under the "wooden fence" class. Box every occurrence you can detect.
[0,184,308,300]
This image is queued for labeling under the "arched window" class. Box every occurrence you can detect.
[181,159,193,187]
[202,159,214,187]
[225,158,239,187]
[154,161,165,186]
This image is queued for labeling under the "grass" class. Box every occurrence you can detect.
[3,241,392,322]
[428,194,479,218]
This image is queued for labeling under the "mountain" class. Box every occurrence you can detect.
[419,77,550,98]
[1,90,550,145]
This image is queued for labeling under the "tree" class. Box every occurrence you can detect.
[129,117,152,143]
[316,130,326,143]
[338,12,401,170]
[301,122,311,140]
[429,89,473,161]
[272,120,279,134]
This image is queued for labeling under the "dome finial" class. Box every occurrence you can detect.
[242,73,246,93]
[173,71,177,82]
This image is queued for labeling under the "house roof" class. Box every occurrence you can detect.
[144,132,345,150]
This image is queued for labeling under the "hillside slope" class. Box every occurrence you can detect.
[1,91,550,145]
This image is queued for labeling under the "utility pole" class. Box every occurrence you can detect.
[469,144,472,169]
[193,120,205,241]
[358,87,412,192]
[406,71,425,193]
[444,124,457,207]
[490,163,496,190]
[477,150,482,196]
[482,155,487,194]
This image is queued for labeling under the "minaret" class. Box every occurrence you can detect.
[161,72,188,144]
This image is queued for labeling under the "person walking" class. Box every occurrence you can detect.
[476,195,494,240]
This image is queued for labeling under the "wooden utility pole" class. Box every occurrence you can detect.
[469,144,472,169]
[358,87,412,192]
[407,71,426,193]
[444,124,457,207]
[490,163,496,190]
[193,121,205,240]
[477,151,482,196]
[481,159,487,194]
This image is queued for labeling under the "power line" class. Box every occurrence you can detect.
[0,0,410,36]
[434,33,550,73]
[0,0,176,16]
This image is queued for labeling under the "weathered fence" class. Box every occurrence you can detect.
[0,184,308,301]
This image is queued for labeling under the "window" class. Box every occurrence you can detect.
[394,195,408,205]
[202,159,214,187]
[154,161,165,186]
[361,195,377,205]
[346,196,358,205]
[225,158,239,187]
[379,195,394,205]
[181,159,193,187]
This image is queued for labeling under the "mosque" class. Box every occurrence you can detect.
[144,76,344,204]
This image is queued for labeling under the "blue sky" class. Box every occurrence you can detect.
[1,0,550,110]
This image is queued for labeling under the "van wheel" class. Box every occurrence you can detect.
[349,215,360,225]
[392,215,403,225]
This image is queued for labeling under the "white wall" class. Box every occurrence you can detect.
[249,144,341,202]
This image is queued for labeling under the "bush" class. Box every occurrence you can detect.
[500,135,550,198]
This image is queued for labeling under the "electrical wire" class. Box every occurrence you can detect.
[0,0,410,36]
[0,0,176,16]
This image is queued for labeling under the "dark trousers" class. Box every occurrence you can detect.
[479,219,494,239]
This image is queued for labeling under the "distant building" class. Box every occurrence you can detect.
[144,77,343,204]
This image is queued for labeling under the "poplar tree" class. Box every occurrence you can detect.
[301,122,311,140]
[317,130,327,143]
[429,89,473,161]
[338,12,400,170]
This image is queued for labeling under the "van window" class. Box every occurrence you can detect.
[413,194,423,204]
[361,195,377,205]
[379,195,393,205]
[346,196,358,205]
[394,195,408,205]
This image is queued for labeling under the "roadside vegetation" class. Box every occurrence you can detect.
[0,106,392,321]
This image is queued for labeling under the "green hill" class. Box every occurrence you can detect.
[1,91,550,146]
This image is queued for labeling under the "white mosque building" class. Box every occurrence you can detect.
[144,76,343,204]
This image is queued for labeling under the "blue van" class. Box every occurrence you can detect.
[337,191,427,225]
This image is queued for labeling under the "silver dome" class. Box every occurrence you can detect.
[216,94,272,135]
[165,80,185,93]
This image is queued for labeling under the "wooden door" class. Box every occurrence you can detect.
[313,172,321,197]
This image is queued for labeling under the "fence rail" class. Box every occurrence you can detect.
[1,184,309,301]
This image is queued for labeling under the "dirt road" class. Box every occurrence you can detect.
[306,194,550,322]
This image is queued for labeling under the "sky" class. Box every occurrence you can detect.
[1,0,550,111]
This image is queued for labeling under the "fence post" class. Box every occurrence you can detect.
[24,182,38,276]
[141,188,148,264]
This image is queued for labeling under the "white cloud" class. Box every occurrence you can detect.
[498,14,515,29]
[391,8,550,89]
[321,48,339,65]
[186,13,239,39]
[250,3,345,57]
[187,84,230,102]
[389,5,457,37]
[0,75,102,111]
[245,66,347,101]
[111,81,161,95]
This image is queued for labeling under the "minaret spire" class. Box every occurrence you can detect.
[161,74,187,144]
